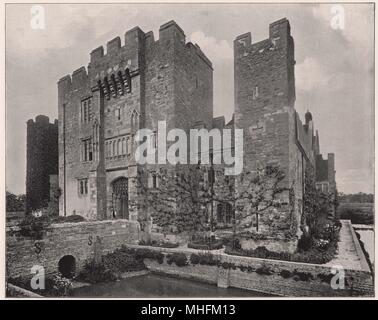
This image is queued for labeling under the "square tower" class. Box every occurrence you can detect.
[57,21,213,221]
[234,18,299,252]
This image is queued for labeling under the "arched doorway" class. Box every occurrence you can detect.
[112,177,129,219]
[58,255,76,278]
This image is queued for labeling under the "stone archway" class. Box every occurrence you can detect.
[112,177,129,219]
[58,255,76,278]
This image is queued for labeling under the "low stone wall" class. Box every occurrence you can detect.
[6,219,140,279]
[239,238,297,254]
[130,245,374,297]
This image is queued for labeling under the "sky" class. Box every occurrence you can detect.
[5,3,374,195]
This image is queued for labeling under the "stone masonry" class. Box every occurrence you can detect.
[53,18,336,253]
[58,21,213,221]
[26,115,58,213]
[233,18,334,252]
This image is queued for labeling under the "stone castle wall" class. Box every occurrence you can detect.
[234,19,299,247]
[130,225,373,297]
[51,18,337,254]
[233,18,328,249]
[6,220,140,279]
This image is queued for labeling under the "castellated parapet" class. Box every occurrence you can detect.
[26,115,58,213]
[58,20,213,220]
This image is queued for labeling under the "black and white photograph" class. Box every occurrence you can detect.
[2,1,375,300]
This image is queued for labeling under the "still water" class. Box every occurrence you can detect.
[72,273,269,298]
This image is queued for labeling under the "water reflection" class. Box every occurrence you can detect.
[72,273,269,298]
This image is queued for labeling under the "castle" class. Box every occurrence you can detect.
[26,18,336,252]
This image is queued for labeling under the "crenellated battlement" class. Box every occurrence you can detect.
[27,115,58,127]
[57,66,89,96]
[89,27,146,66]
[88,20,211,72]
[58,20,212,97]
[234,18,292,55]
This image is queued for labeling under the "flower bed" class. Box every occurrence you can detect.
[224,242,338,265]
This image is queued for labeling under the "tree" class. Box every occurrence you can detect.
[135,163,288,241]
[136,164,210,234]
[6,191,26,212]
[231,164,287,234]
[302,163,339,240]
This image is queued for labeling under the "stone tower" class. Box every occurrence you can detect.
[26,115,58,213]
[234,18,301,252]
[57,21,213,220]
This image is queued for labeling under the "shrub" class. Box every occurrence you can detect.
[317,273,334,284]
[166,252,188,267]
[238,265,248,272]
[293,270,313,281]
[197,253,220,266]
[280,270,292,279]
[132,248,165,264]
[255,265,273,275]
[19,214,51,239]
[75,246,147,284]
[222,237,241,250]
[297,233,313,252]
[51,273,73,296]
[190,253,200,265]
[78,260,116,284]
[221,262,232,269]
[225,241,338,265]
[102,248,145,274]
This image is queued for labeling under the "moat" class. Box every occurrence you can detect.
[71,273,269,298]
